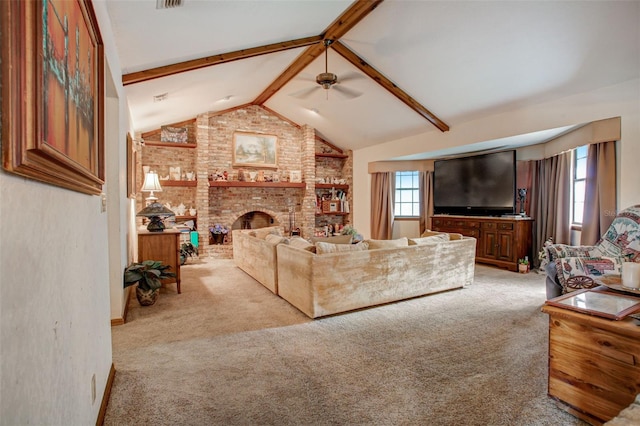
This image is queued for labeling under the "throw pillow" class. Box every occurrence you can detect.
[265,234,287,245]
[252,227,282,240]
[310,235,353,244]
[288,237,315,252]
[366,237,409,249]
[315,241,369,255]
[409,234,450,245]
[555,256,622,293]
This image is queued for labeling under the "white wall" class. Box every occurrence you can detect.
[353,79,640,239]
[0,175,112,424]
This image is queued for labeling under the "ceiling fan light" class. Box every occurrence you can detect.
[316,72,338,89]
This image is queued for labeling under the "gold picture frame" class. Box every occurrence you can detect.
[232,132,277,169]
[1,0,105,195]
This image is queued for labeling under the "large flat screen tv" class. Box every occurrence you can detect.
[433,150,516,216]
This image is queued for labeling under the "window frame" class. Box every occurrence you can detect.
[393,170,421,218]
[571,145,588,228]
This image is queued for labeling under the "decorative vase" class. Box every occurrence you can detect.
[136,286,159,306]
[211,233,225,245]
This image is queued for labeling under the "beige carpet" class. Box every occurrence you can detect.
[104,259,587,426]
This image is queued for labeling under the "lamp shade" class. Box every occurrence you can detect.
[137,202,175,232]
[141,171,162,196]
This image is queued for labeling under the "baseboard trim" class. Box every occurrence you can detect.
[111,286,132,326]
[96,363,116,426]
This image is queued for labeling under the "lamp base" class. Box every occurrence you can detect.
[146,216,166,232]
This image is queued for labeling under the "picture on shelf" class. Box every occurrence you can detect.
[289,170,302,183]
[169,166,181,181]
[161,126,188,143]
[232,132,277,168]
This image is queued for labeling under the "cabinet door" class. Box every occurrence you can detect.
[497,231,514,261]
[483,230,498,259]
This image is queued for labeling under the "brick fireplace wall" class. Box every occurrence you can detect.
[138,105,352,259]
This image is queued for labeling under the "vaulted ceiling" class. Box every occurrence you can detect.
[105,0,639,154]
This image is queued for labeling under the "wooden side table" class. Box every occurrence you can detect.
[138,229,181,293]
[541,304,640,425]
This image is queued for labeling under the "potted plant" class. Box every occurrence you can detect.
[518,257,529,273]
[124,260,176,306]
[341,225,363,243]
[180,242,198,265]
[209,224,229,245]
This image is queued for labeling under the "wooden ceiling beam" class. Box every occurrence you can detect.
[332,41,449,132]
[252,0,384,105]
[122,35,323,86]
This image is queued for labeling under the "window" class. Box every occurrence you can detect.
[394,171,420,217]
[572,145,588,224]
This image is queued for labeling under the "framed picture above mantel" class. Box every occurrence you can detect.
[232,132,278,168]
[1,0,105,196]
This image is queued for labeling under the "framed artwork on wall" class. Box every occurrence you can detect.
[0,0,105,195]
[232,132,278,168]
[127,133,137,198]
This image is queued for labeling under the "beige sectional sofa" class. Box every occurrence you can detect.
[276,235,476,318]
[232,226,286,294]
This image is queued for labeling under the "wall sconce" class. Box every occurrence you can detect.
[141,171,162,203]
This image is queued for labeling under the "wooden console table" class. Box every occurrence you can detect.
[432,215,532,271]
[541,304,640,425]
[138,229,181,293]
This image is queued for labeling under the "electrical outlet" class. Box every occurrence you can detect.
[91,374,96,404]
[101,193,107,213]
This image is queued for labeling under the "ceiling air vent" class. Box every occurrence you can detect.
[156,0,183,9]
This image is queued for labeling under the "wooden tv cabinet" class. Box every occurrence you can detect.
[432,214,533,271]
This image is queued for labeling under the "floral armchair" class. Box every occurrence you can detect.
[545,204,640,298]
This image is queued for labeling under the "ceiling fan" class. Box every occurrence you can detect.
[289,39,363,100]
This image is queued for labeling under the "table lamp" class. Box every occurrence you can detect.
[141,171,162,203]
[137,202,175,232]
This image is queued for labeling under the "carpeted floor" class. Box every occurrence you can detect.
[104,259,587,426]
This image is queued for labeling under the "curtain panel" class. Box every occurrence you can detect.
[370,172,395,239]
[530,151,572,267]
[419,171,434,235]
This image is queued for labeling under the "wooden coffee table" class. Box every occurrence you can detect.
[541,301,640,425]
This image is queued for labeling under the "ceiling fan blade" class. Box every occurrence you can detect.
[338,72,365,84]
[332,85,362,100]
[288,86,320,99]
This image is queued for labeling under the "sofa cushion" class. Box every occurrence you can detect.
[366,237,409,249]
[288,237,316,252]
[265,234,287,245]
[315,241,369,255]
[410,234,450,245]
[310,235,353,244]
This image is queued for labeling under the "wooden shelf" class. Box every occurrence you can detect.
[316,212,349,216]
[175,215,197,221]
[144,141,197,148]
[316,183,348,190]
[315,153,348,159]
[160,180,197,187]
[208,181,305,188]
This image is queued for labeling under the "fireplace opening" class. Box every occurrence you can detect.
[232,211,277,230]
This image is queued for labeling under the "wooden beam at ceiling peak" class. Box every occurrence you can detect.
[122,35,323,86]
[332,41,449,133]
[253,0,384,105]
